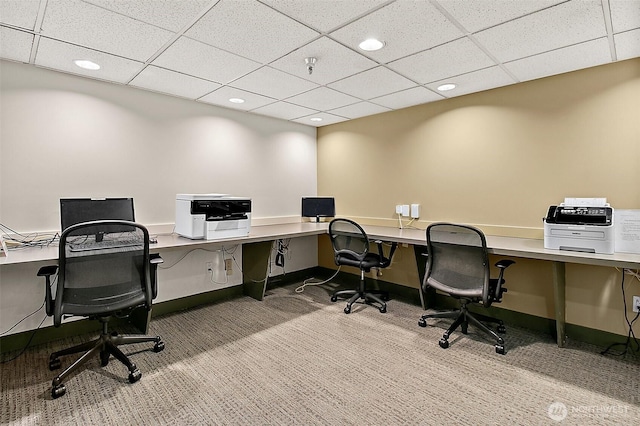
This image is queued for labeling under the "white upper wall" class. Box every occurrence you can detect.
[0,60,317,233]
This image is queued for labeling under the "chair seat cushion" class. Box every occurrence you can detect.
[336,252,382,271]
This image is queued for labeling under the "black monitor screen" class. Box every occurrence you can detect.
[302,197,335,222]
[60,198,136,238]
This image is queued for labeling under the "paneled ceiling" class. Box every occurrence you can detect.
[1,0,639,127]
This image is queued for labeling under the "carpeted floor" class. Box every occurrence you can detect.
[1,282,639,425]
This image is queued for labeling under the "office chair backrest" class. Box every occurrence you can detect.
[329,218,369,261]
[425,223,491,305]
[55,220,152,326]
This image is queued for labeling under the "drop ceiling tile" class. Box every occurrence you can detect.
[269,37,378,85]
[435,0,564,33]
[84,0,212,32]
[328,66,416,100]
[35,38,145,84]
[370,86,443,110]
[426,66,516,97]
[0,27,33,63]
[186,0,319,64]
[251,101,317,121]
[0,0,40,30]
[504,38,612,82]
[130,65,221,100]
[152,37,260,84]
[200,86,276,111]
[261,0,388,32]
[293,112,349,127]
[231,66,318,100]
[474,0,608,63]
[609,0,640,33]
[388,37,495,85]
[615,28,640,61]
[330,0,463,63]
[329,101,391,120]
[40,0,174,61]
[286,86,360,111]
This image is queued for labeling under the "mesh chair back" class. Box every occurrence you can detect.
[329,219,369,261]
[55,220,152,326]
[424,223,490,303]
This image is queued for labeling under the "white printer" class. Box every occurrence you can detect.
[175,194,251,240]
[543,198,614,254]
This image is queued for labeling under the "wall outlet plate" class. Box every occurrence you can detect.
[633,296,640,313]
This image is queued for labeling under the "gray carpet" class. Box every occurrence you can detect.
[2,282,639,425]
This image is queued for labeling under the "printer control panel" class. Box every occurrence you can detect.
[545,206,612,225]
[190,199,251,221]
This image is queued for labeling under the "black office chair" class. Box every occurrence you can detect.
[37,220,164,398]
[329,218,397,314]
[417,223,514,354]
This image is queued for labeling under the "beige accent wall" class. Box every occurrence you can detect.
[317,58,640,337]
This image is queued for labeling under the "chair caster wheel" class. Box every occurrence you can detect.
[344,306,351,314]
[379,305,387,313]
[418,318,427,327]
[439,339,449,349]
[497,324,506,334]
[154,340,165,352]
[100,351,110,367]
[128,368,142,383]
[51,384,66,399]
[49,357,61,371]
[495,344,506,355]
[331,296,338,302]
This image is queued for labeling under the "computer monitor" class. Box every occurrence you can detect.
[60,198,136,241]
[301,197,335,222]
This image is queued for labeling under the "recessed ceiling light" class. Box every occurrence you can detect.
[437,83,456,91]
[73,59,100,70]
[310,117,323,122]
[358,38,385,51]
[229,98,245,104]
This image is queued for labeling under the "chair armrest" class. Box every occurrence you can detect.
[37,265,58,316]
[374,241,397,267]
[37,265,58,277]
[492,259,515,303]
[495,259,515,270]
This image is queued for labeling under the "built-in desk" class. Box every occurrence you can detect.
[358,224,640,347]
[2,222,639,348]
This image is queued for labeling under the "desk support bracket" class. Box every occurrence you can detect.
[242,241,272,301]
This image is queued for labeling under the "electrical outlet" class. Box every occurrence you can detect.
[401,204,410,217]
[410,203,420,218]
[225,259,233,275]
[395,205,403,214]
[633,296,640,313]
[206,262,213,273]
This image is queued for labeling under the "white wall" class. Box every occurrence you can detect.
[0,60,319,335]
[0,60,317,231]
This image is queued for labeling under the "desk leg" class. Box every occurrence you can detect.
[413,246,430,310]
[552,261,566,347]
[242,241,272,301]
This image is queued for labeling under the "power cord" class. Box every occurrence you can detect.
[0,274,57,363]
[295,267,341,293]
[601,268,640,357]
